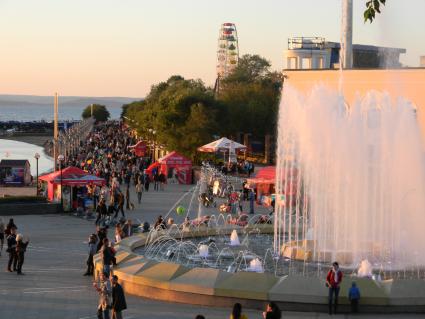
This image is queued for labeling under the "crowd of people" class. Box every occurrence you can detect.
[0,121,362,318]
[64,121,167,217]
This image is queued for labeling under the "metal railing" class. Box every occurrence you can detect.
[56,117,95,165]
[288,37,326,50]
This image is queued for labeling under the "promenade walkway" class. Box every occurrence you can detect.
[0,184,422,318]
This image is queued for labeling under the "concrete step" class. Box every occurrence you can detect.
[0,203,60,215]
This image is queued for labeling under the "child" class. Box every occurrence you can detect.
[348,281,361,313]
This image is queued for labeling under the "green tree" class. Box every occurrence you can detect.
[122,75,224,158]
[82,104,110,122]
[364,0,386,23]
[219,54,283,137]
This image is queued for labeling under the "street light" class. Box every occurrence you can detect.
[58,154,65,211]
[148,129,157,162]
[34,153,40,196]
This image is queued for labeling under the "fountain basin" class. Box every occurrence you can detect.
[94,225,425,313]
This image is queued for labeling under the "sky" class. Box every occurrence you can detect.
[1,0,424,97]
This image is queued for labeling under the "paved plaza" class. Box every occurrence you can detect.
[0,184,423,318]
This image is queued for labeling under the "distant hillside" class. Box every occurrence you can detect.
[0,95,142,108]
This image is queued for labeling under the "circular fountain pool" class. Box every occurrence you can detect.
[134,224,425,280]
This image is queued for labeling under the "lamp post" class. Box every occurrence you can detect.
[148,129,156,162]
[34,153,40,196]
[58,154,65,211]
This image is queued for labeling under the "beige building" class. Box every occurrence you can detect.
[283,37,406,70]
[421,56,425,67]
[284,68,425,140]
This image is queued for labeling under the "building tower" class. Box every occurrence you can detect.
[214,23,239,95]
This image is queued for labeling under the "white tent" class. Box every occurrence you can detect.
[197,137,246,153]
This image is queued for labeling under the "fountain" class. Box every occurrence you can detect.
[247,258,264,273]
[198,244,209,258]
[94,0,425,311]
[357,259,373,278]
[229,229,240,246]
[274,84,425,270]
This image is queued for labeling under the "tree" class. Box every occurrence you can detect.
[364,0,386,23]
[219,54,283,137]
[82,104,110,122]
[122,75,225,158]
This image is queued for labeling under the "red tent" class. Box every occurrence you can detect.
[248,166,276,184]
[247,166,299,206]
[146,151,192,184]
[128,141,147,157]
[39,166,105,201]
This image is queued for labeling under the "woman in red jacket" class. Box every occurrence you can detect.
[326,262,343,314]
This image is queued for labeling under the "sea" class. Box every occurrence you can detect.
[0,104,123,174]
[0,104,123,122]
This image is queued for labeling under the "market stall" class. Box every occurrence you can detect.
[128,141,147,157]
[198,137,246,164]
[246,166,276,206]
[39,166,105,211]
[146,151,192,184]
[247,166,299,207]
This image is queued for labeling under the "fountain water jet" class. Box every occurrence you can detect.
[230,229,240,246]
[247,258,264,273]
[358,259,373,278]
[199,244,209,258]
[274,84,425,270]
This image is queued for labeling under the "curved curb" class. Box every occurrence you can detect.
[94,226,425,313]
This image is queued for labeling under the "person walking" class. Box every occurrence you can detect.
[5,218,17,236]
[153,172,160,191]
[0,218,4,256]
[230,302,248,319]
[348,281,361,313]
[114,192,125,219]
[93,272,112,319]
[135,180,143,205]
[95,199,108,225]
[262,301,281,319]
[144,172,150,192]
[111,275,127,319]
[249,188,255,215]
[101,238,115,277]
[326,261,343,315]
[84,234,98,276]
[159,172,166,191]
[93,185,100,209]
[6,226,17,272]
[125,187,129,210]
[15,234,29,275]
[96,226,108,252]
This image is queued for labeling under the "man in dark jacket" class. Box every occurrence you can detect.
[16,234,29,275]
[111,275,127,319]
[326,261,343,314]
[113,192,125,219]
[95,199,108,225]
[6,226,17,272]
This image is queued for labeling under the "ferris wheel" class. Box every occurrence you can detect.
[216,23,239,79]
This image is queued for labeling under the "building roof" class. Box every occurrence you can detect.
[287,37,406,54]
[0,159,30,167]
[325,41,406,54]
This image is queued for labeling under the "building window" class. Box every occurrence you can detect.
[318,57,324,69]
[287,57,297,69]
[301,58,311,69]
